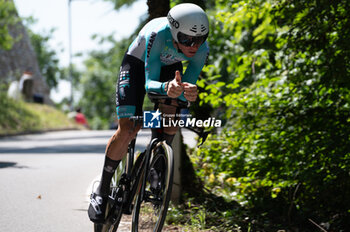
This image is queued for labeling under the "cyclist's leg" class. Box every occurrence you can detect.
[89,54,145,223]
[160,103,179,144]
[151,61,183,145]
[132,62,182,231]
[97,119,141,194]
[97,54,145,196]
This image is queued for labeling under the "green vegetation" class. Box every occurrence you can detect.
[71,0,350,230]
[27,24,64,89]
[0,0,17,50]
[180,0,350,231]
[0,92,79,136]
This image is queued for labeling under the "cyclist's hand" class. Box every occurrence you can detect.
[167,70,183,98]
[183,82,198,102]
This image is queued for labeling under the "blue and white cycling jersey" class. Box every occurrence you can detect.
[127,17,209,101]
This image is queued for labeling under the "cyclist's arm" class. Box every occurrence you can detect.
[178,44,209,101]
[182,59,205,84]
[144,32,167,95]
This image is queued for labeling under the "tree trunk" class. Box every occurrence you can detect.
[147,0,170,21]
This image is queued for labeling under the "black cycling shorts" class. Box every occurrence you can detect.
[116,54,183,119]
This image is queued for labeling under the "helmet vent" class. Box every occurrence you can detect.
[201,25,206,32]
[190,25,197,33]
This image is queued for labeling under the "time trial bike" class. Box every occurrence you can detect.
[92,92,209,232]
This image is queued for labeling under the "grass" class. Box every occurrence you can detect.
[0,92,80,136]
[166,199,243,232]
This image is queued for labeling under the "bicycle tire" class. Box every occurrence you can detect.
[131,141,174,232]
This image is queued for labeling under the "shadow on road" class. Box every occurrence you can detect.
[0,161,29,169]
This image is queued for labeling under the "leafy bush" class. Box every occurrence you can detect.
[191,0,350,231]
[0,0,17,50]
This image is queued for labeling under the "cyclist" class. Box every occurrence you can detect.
[88,3,209,223]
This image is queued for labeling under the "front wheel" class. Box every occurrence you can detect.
[131,142,174,232]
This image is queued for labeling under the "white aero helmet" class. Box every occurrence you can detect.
[167,3,209,47]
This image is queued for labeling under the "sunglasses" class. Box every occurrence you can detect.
[177,32,208,47]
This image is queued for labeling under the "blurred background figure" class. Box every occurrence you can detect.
[19,70,34,101]
[7,70,33,101]
[75,107,89,128]
[7,70,44,103]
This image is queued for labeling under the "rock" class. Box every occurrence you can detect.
[0,1,52,104]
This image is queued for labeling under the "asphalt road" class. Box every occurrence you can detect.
[0,129,197,232]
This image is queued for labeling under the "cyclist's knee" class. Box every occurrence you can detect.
[117,118,141,138]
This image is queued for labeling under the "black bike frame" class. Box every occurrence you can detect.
[120,136,160,214]
[97,93,210,232]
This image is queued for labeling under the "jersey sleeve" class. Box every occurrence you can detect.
[144,32,167,94]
